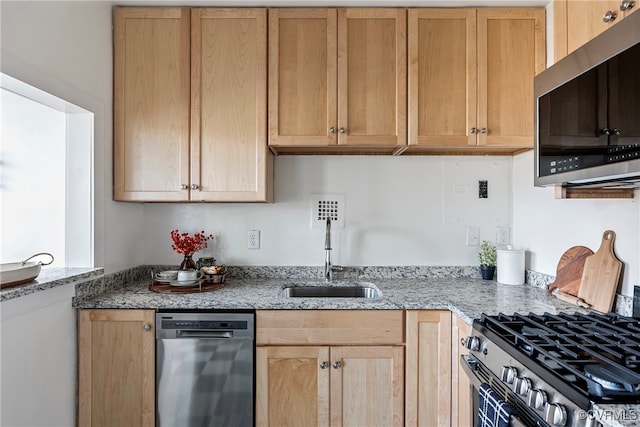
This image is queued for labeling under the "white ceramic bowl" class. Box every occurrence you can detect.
[0,262,41,287]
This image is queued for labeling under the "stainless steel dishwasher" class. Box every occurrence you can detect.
[156,311,255,427]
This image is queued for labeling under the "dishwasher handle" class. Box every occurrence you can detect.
[176,330,234,339]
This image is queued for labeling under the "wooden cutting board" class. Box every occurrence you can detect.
[578,230,623,313]
[547,246,594,296]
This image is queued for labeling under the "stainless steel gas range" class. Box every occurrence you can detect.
[461,312,640,427]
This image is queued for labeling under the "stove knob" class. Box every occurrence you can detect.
[462,336,481,351]
[544,403,567,426]
[527,389,547,410]
[513,377,531,396]
[500,366,518,384]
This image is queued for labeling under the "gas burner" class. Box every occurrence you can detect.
[584,364,640,395]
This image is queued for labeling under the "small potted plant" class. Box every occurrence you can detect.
[478,240,497,280]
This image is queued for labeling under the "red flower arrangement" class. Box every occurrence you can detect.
[170,229,214,256]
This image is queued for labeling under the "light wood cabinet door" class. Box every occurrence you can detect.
[114,8,190,201]
[408,8,544,152]
[268,9,337,147]
[477,9,545,149]
[554,0,637,62]
[408,9,477,148]
[405,310,452,427]
[567,1,620,55]
[78,309,155,427]
[256,346,330,427]
[191,8,271,202]
[451,314,473,427]
[338,9,406,147]
[330,346,404,427]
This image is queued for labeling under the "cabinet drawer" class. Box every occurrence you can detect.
[256,310,404,345]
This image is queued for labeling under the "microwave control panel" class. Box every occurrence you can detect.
[541,142,640,176]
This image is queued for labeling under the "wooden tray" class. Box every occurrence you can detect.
[149,280,225,294]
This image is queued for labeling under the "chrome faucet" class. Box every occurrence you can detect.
[324,217,333,282]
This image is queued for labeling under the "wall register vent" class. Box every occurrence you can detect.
[310,193,345,229]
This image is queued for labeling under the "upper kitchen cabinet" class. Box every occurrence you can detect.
[268,8,407,155]
[554,0,638,62]
[114,8,190,201]
[407,8,545,154]
[114,7,272,202]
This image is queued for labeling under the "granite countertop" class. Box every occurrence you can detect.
[69,265,637,427]
[73,274,581,323]
[1,267,103,302]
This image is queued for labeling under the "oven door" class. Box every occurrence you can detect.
[461,354,536,427]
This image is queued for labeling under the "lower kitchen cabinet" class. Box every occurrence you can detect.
[405,310,452,427]
[451,313,473,427]
[256,310,405,426]
[78,309,155,427]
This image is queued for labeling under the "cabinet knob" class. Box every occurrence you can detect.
[332,361,342,369]
[480,128,488,134]
[329,127,337,134]
[320,361,329,369]
[143,324,152,332]
[469,127,478,134]
[613,128,621,135]
[190,184,199,191]
[339,127,347,134]
[180,184,188,190]
[603,10,618,22]
[620,0,635,11]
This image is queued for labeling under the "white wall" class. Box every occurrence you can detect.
[0,0,144,274]
[512,151,640,296]
[143,156,513,267]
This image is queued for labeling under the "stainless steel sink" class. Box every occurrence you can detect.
[282,285,380,299]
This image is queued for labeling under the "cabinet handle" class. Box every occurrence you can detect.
[469,127,478,134]
[480,128,488,134]
[603,10,617,22]
[620,0,635,11]
[180,184,188,190]
[320,361,329,369]
[191,184,199,191]
[329,127,337,134]
[600,128,612,135]
[143,324,152,332]
[613,128,621,135]
[339,127,347,134]
[332,361,342,369]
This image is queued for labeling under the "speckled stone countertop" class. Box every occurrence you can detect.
[1,267,103,302]
[72,267,581,323]
[70,265,638,427]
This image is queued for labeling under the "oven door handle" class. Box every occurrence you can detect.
[460,355,527,427]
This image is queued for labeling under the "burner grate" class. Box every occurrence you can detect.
[480,312,640,402]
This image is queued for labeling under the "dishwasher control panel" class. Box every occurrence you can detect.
[156,312,255,340]
[160,319,248,330]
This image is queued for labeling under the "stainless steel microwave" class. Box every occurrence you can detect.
[534,10,640,188]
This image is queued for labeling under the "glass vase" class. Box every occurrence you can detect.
[180,254,197,270]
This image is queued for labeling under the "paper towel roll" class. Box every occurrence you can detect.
[497,247,525,285]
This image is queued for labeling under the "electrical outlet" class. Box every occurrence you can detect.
[496,226,509,246]
[466,226,480,246]
[247,230,260,250]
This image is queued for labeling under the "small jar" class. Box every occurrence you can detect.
[197,257,216,269]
